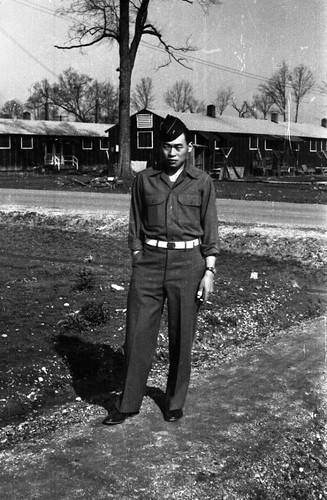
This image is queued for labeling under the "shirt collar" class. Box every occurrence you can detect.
[148,161,201,179]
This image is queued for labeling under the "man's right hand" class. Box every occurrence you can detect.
[131,250,142,265]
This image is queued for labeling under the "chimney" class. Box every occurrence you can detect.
[271,112,278,123]
[207,105,216,118]
[321,118,327,128]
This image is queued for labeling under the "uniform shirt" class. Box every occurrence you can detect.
[128,163,219,257]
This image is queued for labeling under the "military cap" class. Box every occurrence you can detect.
[159,114,189,142]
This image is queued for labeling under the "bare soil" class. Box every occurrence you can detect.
[0,211,325,433]
[0,178,326,497]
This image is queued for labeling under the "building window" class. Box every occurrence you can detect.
[0,135,11,149]
[82,138,93,150]
[21,136,33,149]
[137,131,153,149]
[264,139,273,151]
[320,140,326,151]
[100,137,109,150]
[310,140,317,152]
[292,142,300,152]
[137,114,153,129]
[249,136,258,150]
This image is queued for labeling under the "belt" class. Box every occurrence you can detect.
[145,238,200,249]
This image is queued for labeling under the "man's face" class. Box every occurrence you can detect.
[161,133,192,170]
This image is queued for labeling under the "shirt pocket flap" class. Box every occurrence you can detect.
[144,194,166,206]
[178,194,201,206]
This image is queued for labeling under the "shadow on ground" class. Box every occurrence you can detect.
[53,335,125,410]
[53,335,166,414]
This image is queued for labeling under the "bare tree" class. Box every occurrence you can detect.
[164,79,204,113]
[27,73,117,123]
[252,92,275,119]
[56,0,221,178]
[290,64,315,123]
[232,99,257,119]
[51,68,101,122]
[26,79,52,120]
[319,81,327,95]
[1,99,24,118]
[215,86,233,115]
[258,61,290,121]
[131,77,155,111]
[92,80,118,123]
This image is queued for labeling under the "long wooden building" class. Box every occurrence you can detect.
[0,118,113,172]
[107,107,327,178]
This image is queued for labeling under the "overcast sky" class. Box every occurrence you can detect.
[0,0,326,124]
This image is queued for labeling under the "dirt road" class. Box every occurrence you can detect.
[0,317,326,499]
[0,188,326,228]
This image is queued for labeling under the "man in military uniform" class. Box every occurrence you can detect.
[103,114,219,425]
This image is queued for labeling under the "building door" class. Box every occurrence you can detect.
[44,140,74,168]
[194,146,205,170]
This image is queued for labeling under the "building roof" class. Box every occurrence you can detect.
[0,119,114,137]
[145,109,327,140]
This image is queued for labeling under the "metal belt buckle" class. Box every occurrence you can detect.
[167,241,176,249]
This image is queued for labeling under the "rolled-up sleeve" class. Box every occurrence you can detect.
[200,175,219,257]
[128,175,144,251]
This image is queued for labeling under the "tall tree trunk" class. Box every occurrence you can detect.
[118,0,132,179]
[294,103,299,123]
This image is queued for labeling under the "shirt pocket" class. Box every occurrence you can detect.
[177,194,201,228]
[144,194,166,227]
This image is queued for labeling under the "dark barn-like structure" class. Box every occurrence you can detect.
[107,108,327,178]
[0,119,113,172]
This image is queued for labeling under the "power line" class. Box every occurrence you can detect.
[11,0,72,21]
[11,0,58,16]
[9,0,286,88]
[6,1,327,99]
[140,41,325,98]
[140,41,267,83]
[0,25,58,79]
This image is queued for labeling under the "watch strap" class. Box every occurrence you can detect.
[205,267,216,275]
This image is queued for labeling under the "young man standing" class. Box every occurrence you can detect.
[103,114,219,425]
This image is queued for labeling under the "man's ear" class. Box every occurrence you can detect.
[188,142,193,153]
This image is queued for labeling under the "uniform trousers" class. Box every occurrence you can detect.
[117,244,205,413]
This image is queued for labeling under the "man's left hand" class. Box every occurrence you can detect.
[196,271,214,304]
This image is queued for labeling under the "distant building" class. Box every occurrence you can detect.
[107,107,327,178]
[0,118,114,172]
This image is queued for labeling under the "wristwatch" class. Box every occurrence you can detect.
[205,267,216,275]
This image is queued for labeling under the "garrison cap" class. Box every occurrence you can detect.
[159,114,189,142]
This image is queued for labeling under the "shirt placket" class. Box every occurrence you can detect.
[166,190,174,241]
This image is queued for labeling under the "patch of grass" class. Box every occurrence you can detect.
[58,301,109,333]
[79,301,108,325]
[73,268,96,291]
[58,311,88,333]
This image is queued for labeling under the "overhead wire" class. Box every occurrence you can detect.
[0,24,58,79]
[4,0,327,99]
[10,0,73,22]
[140,41,325,98]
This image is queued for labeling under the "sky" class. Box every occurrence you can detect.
[0,0,326,124]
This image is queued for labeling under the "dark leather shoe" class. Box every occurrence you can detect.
[163,409,183,422]
[102,407,139,426]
